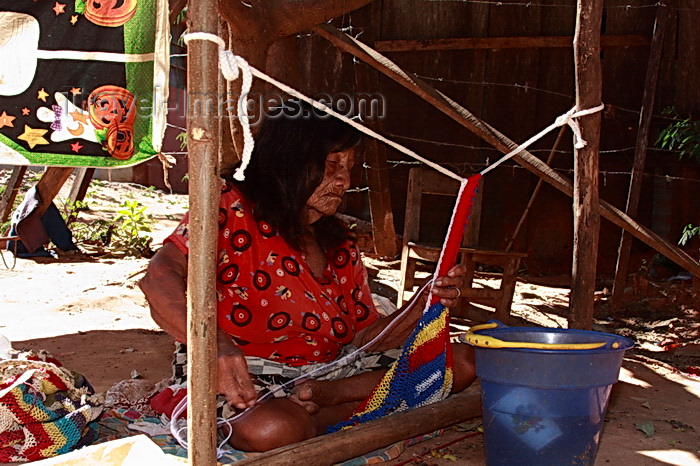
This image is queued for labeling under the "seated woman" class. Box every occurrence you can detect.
[139,99,476,452]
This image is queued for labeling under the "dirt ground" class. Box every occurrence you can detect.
[1,175,698,465]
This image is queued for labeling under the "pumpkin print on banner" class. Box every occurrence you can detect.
[0,0,168,167]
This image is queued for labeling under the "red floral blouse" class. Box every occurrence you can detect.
[166,184,379,366]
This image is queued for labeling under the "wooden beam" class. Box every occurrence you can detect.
[35,167,74,218]
[374,34,650,53]
[612,3,672,306]
[0,166,27,224]
[186,0,221,462]
[311,24,700,281]
[236,383,482,465]
[68,168,95,205]
[570,0,604,330]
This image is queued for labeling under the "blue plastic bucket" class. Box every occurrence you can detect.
[461,320,634,465]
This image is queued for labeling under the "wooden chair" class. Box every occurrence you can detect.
[397,167,526,324]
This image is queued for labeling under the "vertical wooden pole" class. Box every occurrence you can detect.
[364,139,397,258]
[186,0,221,463]
[0,166,27,223]
[570,0,603,330]
[68,167,96,205]
[611,3,672,306]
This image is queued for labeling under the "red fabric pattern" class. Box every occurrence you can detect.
[166,184,379,366]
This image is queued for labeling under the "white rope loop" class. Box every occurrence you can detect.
[182,32,255,181]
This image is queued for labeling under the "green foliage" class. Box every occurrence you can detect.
[678,224,700,247]
[111,200,154,257]
[656,109,700,163]
[64,198,154,257]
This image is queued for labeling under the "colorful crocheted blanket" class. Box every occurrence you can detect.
[330,175,481,431]
[0,352,103,463]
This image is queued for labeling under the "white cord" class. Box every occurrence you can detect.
[480,104,605,176]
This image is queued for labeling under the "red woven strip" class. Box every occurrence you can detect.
[430,174,482,306]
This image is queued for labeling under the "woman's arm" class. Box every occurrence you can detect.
[139,242,257,410]
[352,264,466,351]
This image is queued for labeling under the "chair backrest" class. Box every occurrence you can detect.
[402,166,481,249]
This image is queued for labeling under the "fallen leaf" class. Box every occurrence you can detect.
[454,418,482,432]
[635,420,655,437]
[642,401,651,410]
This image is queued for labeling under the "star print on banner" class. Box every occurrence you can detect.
[21,108,31,116]
[53,2,66,15]
[70,110,89,125]
[0,111,15,129]
[70,15,78,25]
[37,88,49,102]
[18,125,49,149]
[70,87,81,96]
[71,141,83,153]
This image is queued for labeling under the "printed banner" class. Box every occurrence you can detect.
[0,0,168,168]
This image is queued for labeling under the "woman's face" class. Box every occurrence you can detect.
[305,149,355,225]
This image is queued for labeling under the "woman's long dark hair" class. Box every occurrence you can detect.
[230,99,364,251]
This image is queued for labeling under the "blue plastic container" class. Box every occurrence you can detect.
[461,321,634,466]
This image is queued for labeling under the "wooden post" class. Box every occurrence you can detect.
[611,3,671,306]
[186,0,221,462]
[0,166,27,223]
[350,3,396,259]
[570,0,604,330]
[68,168,96,205]
[364,138,397,258]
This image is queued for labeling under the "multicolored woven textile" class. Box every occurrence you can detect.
[0,356,103,463]
[0,0,168,168]
[330,175,482,432]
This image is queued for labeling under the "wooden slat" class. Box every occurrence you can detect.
[0,166,27,224]
[68,168,95,205]
[612,3,672,305]
[374,35,650,53]
[236,383,482,465]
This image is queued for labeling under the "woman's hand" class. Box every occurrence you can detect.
[430,263,466,308]
[217,334,258,410]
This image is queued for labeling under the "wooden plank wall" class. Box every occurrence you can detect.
[294,0,699,277]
